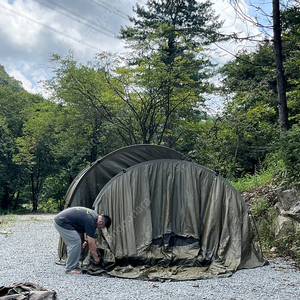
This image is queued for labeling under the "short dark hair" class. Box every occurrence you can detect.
[101,215,111,229]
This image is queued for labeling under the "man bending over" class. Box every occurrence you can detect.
[54,206,111,274]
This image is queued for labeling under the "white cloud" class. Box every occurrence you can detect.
[7,66,33,91]
[0,0,264,96]
[1,0,55,52]
[0,0,131,95]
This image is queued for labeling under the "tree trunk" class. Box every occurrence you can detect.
[273,0,289,135]
[31,172,38,211]
[1,181,10,210]
[13,190,20,211]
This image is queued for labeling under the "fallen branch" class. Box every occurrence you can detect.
[0,231,12,234]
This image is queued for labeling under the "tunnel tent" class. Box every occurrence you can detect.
[57,145,188,264]
[63,144,187,209]
[58,145,267,280]
[85,158,267,280]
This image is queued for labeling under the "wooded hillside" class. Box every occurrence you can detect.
[1,1,300,212]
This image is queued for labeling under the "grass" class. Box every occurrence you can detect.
[27,216,48,222]
[230,166,278,193]
[274,233,300,266]
[0,214,17,226]
[0,214,16,236]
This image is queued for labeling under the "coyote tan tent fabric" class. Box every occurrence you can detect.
[57,145,267,280]
[88,159,267,280]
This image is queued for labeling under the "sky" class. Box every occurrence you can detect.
[0,0,267,98]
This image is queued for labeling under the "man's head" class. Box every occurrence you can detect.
[97,215,112,229]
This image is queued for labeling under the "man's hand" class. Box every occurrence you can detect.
[82,241,88,249]
[94,257,100,265]
[86,236,101,265]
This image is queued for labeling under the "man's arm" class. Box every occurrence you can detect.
[86,236,100,264]
[82,234,88,249]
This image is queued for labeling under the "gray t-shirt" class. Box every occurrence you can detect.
[54,207,98,238]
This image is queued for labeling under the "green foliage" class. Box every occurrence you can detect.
[274,233,300,266]
[251,204,277,250]
[0,68,46,211]
[0,2,300,217]
[174,115,217,168]
[118,0,226,146]
[38,172,74,212]
[13,101,60,211]
[46,52,129,147]
[250,197,270,218]
[231,165,279,192]
[0,65,23,92]
[282,5,300,128]
[256,211,277,250]
[220,42,277,95]
[120,0,225,53]
[218,42,280,177]
[38,198,60,213]
[216,4,300,178]
[279,124,300,182]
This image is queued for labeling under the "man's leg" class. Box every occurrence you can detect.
[54,221,81,272]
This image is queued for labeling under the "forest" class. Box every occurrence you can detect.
[1,0,300,215]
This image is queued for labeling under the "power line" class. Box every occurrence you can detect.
[0,0,170,55]
[0,3,108,52]
[33,0,116,39]
[87,0,152,22]
[88,0,131,21]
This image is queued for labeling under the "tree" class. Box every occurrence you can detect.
[0,71,44,210]
[0,65,23,92]
[218,43,279,176]
[0,114,18,210]
[13,100,58,211]
[45,52,129,148]
[119,0,224,56]
[281,4,300,124]
[101,51,210,145]
[46,51,204,146]
[227,0,300,136]
[218,3,300,176]
[273,0,289,134]
[46,2,226,148]
[118,0,227,147]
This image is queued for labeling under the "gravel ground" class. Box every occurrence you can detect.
[1,214,300,300]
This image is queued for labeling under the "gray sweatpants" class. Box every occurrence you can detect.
[54,220,81,272]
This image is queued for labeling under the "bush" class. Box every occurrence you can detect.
[251,205,277,250]
[251,197,270,218]
[38,198,60,213]
[231,167,278,192]
[274,233,300,267]
[280,124,300,182]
